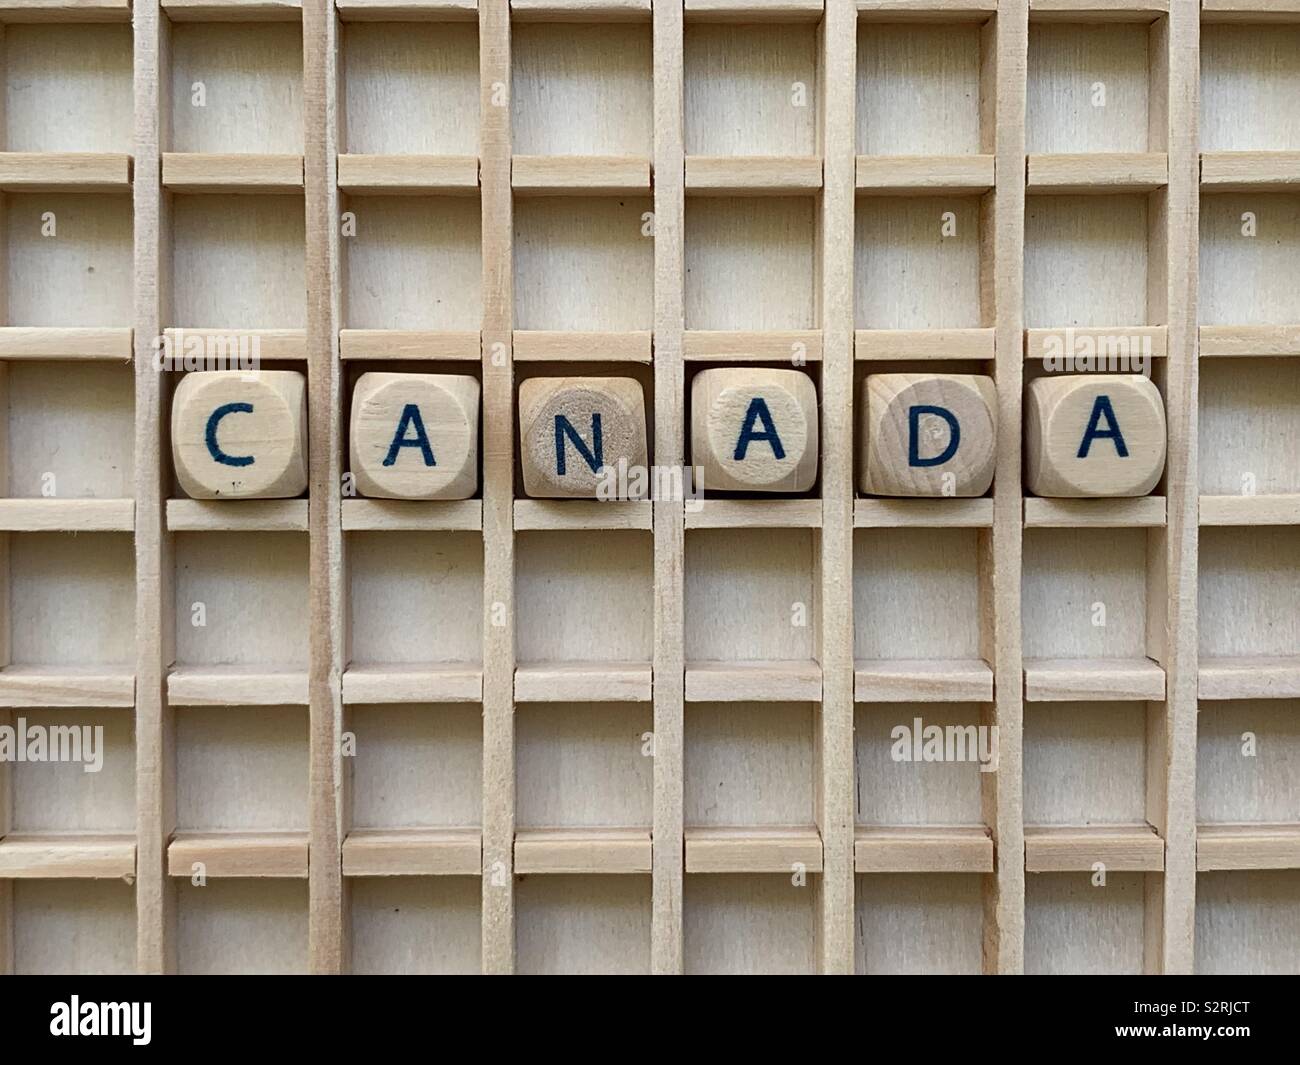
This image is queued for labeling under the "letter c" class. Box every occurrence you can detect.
[205,402,255,467]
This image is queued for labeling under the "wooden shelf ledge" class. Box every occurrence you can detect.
[1028,1,1168,22]
[1197,823,1300,871]
[512,330,652,363]
[514,828,651,874]
[167,665,309,706]
[161,0,303,21]
[341,663,483,704]
[855,154,994,194]
[0,666,134,708]
[163,327,306,361]
[854,658,993,703]
[685,0,823,20]
[685,155,821,195]
[1025,324,1166,362]
[1199,656,1300,701]
[1202,151,1300,191]
[0,498,134,533]
[1199,325,1300,358]
[1027,153,1168,193]
[1200,494,1300,527]
[511,0,650,20]
[685,826,823,873]
[163,153,304,192]
[341,499,483,532]
[1024,657,1165,702]
[514,662,652,703]
[1202,0,1300,22]
[512,154,650,194]
[854,498,994,529]
[855,327,995,361]
[168,831,308,878]
[339,329,480,361]
[338,153,478,193]
[856,0,997,20]
[167,498,308,532]
[0,0,131,21]
[854,825,994,873]
[514,500,653,531]
[0,326,133,361]
[342,828,482,876]
[0,152,131,192]
[684,329,821,362]
[686,499,821,529]
[1024,824,1164,873]
[685,660,822,703]
[0,833,136,879]
[335,0,478,21]
[1024,496,1167,528]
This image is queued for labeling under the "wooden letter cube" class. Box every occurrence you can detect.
[690,368,819,493]
[519,376,648,498]
[349,372,480,499]
[172,370,307,499]
[1025,374,1166,497]
[859,373,997,497]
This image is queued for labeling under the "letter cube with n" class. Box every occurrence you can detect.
[350,372,480,499]
[172,370,307,499]
[1025,374,1166,497]
[519,377,648,497]
[860,373,997,497]
[691,368,819,493]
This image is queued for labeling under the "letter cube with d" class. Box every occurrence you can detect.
[519,376,648,498]
[172,370,307,499]
[1025,374,1166,497]
[859,373,997,497]
[350,372,480,499]
[690,368,819,493]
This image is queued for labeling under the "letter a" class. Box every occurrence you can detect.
[1077,395,1129,458]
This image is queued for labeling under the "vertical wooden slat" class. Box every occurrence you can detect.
[651,0,685,976]
[0,22,11,975]
[480,0,516,974]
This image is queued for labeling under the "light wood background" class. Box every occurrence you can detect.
[0,0,1296,975]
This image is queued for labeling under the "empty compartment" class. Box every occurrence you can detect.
[855,873,985,975]
[349,876,481,974]
[1200,194,1300,326]
[176,706,308,831]
[1022,528,1150,661]
[1027,21,1157,154]
[348,703,481,829]
[1195,870,1300,975]
[173,532,309,671]
[1198,700,1300,824]
[343,197,481,331]
[512,23,652,157]
[686,702,816,829]
[1200,359,1300,496]
[517,702,652,829]
[3,24,132,152]
[515,530,652,667]
[5,194,133,327]
[1200,527,1300,661]
[515,874,651,975]
[171,195,305,329]
[6,361,133,498]
[347,532,482,670]
[1024,702,1148,826]
[855,703,990,826]
[854,528,984,661]
[856,22,986,156]
[13,879,135,975]
[684,24,817,156]
[685,198,816,331]
[855,196,987,330]
[685,528,817,665]
[169,22,303,154]
[177,878,308,975]
[684,873,817,975]
[8,533,134,667]
[342,22,478,155]
[1201,23,1300,152]
[1024,871,1148,974]
[514,197,654,332]
[9,708,134,832]
[1025,194,1152,329]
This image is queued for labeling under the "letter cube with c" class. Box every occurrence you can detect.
[1025,374,1166,497]
[859,373,997,497]
[350,372,480,499]
[690,368,819,493]
[172,370,308,499]
[519,376,648,498]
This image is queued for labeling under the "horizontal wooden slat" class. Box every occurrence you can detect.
[167,832,309,878]
[1199,656,1300,701]
[510,0,650,19]
[0,667,134,708]
[167,667,310,706]
[685,660,822,702]
[0,152,131,191]
[1023,657,1166,702]
[337,153,478,192]
[854,826,994,873]
[1201,151,1300,191]
[854,498,994,528]
[341,499,483,531]
[1197,823,1300,871]
[338,329,480,360]
[685,155,821,194]
[513,828,652,874]
[0,0,130,21]
[162,327,306,361]
[0,834,136,878]
[685,0,823,20]
[335,0,478,20]
[0,498,134,532]
[1199,494,1300,526]
[512,330,652,362]
[854,658,993,702]
[166,499,308,532]
[514,500,653,530]
[1029,0,1167,20]
[856,0,996,18]
[855,327,995,361]
[1202,0,1300,23]
[1199,325,1300,358]
[1025,325,1166,363]
[1027,152,1168,193]
[162,152,304,191]
[1023,496,1167,528]
[340,664,483,704]
[683,329,821,362]
[514,662,652,702]
[855,154,994,194]
[0,326,133,360]
[684,826,823,873]
[341,828,482,876]
[686,499,821,529]
[512,154,650,193]
[1024,824,1164,872]
[161,0,303,19]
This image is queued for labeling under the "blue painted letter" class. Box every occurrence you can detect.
[1077,394,1128,458]
[383,403,436,467]
[206,402,255,467]
[555,413,603,475]
[733,397,786,461]
[908,405,960,467]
